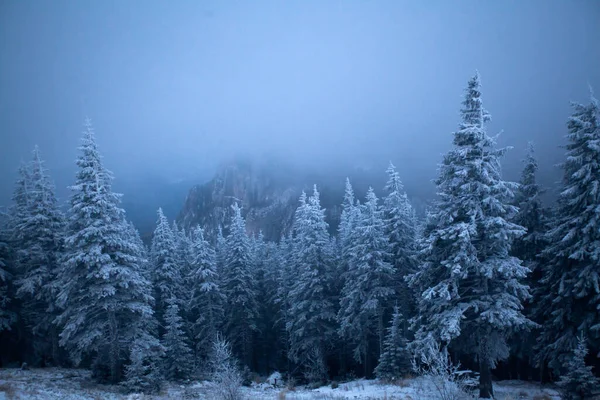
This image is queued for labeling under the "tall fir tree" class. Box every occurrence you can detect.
[537,92,600,373]
[275,233,295,372]
[252,231,282,373]
[8,162,31,243]
[13,146,65,365]
[221,203,257,367]
[172,222,193,298]
[338,178,358,257]
[512,143,548,267]
[374,306,411,381]
[150,208,183,334]
[286,187,337,382]
[56,119,154,383]
[509,142,548,378]
[382,162,417,322]
[407,73,531,398]
[188,225,224,361]
[0,221,16,333]
[161,299,194,381]
[215,225,227,276]
[338,188,395,375]
[337,179,361,297]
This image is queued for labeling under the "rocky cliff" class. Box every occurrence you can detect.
[177,157,343,241]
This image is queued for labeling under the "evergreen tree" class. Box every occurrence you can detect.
[123,328,165,393]
[188,225,224,361]
[512,143,548,266]
[252,231,281,373]
[173,222,193,293]
[13,146,65,364]
[215,225,227,276]
[56,119,154,383]
[338,178,358,256]
[557,335,600,400]
[337,179,361,297]
[162,299,194,381]
[221,203,257,367]
[382,162,417,320]
[374,306,411,381]
[127,221,151,281]
[275,233,295,371]
[537,92,600,373]
[287,187,336,382]
[8,162,31,243]
[510,143,548,378]
[407,73,531,398]
[338,188,395,375]
[0,226,16,332]
[150,208,183,333]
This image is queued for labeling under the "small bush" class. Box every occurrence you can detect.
[331,381,339,389]
[267,371,283,387]
[412,339,477,400]
[286,376,296,391]
[209,334,244,400]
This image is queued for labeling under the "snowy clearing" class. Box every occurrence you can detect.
[0,368,561,399]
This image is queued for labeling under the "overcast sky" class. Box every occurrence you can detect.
[1,0,599,205]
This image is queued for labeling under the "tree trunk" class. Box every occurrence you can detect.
[50,325,60,366]
[378,310,384,358]
[363,334,369,378]
[108,311,120,383]
[479,334,494,399]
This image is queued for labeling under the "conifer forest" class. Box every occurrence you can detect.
[1,2,599,399]
[1,73,600,399]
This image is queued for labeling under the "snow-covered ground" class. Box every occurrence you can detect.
[0,368,561,399]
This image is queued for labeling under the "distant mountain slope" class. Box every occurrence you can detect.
[175,157,412,242]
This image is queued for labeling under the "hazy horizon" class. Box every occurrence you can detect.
[1,0,599,209]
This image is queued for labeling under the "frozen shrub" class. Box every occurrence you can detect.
[209,334,244,400]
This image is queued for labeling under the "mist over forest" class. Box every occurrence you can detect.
[1,1,599,399]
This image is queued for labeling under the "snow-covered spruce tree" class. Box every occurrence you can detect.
[557,335,600,400]
[252,232,282,373]
[512,142,548,268]
[0,224,16,332]
[286,187,336,383]
[150,208,183,334]
[8,162,31,243]
[338,178,359,259]
[173,221,194,296]
[509,142,548,378]
[13,146,65,365]
[188,225,224,362]
[162,298,194,381]
[56,119,154,383]
[275,233,295,371]
[382,162,417,321]
[537,92,600,373]
[375,306,411,381]
[6,162,31,322]
[407,73,531,399]
[127,221,151,281]
[215,225,227,277]
[123,327,165,393]
[222,203,258,367]
[338,188,395,375]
